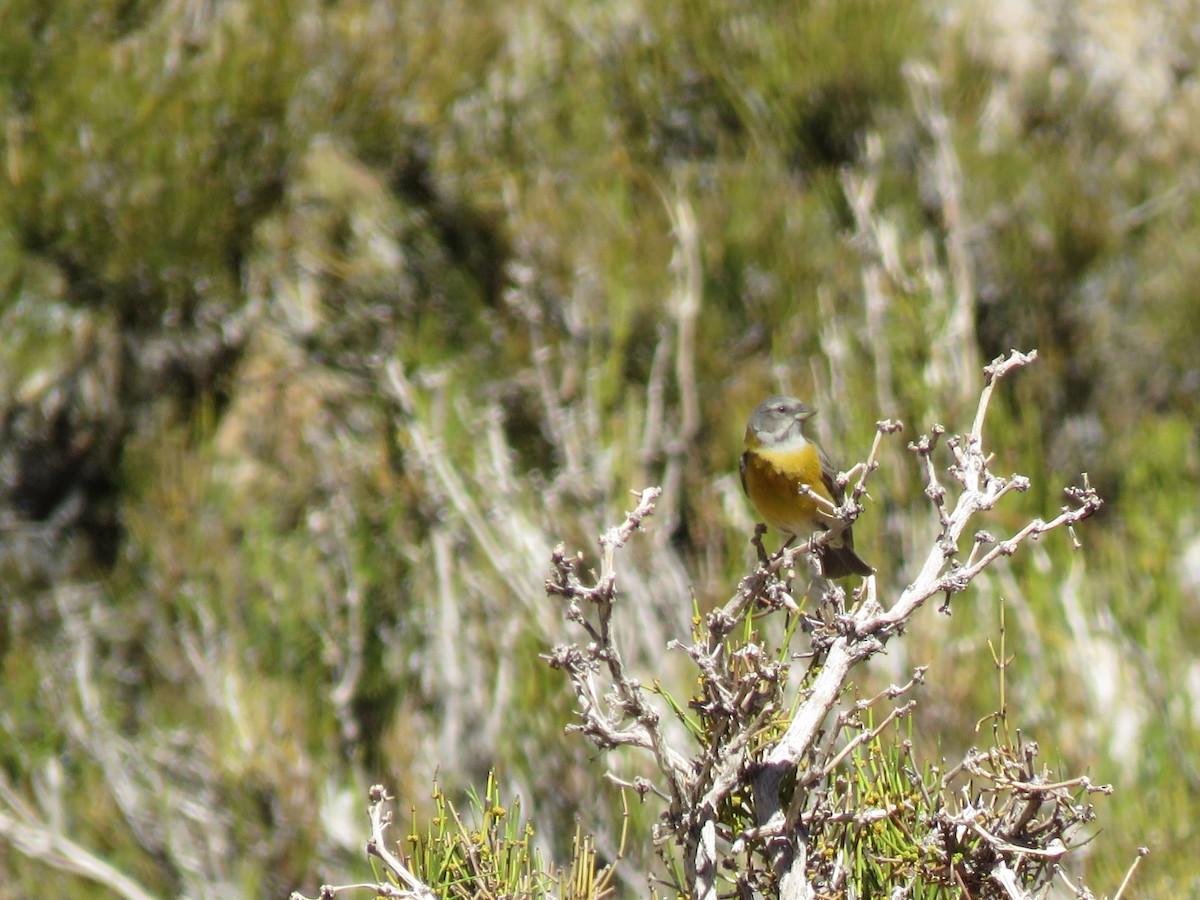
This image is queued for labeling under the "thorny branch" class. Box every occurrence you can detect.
[546,351,1109,899]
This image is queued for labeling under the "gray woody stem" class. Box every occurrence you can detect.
[752,350,1101,896]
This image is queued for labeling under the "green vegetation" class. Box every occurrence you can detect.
[1,0,1198,896]
[399,773,616,899]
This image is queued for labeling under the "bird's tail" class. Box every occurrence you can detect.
[817,543,875,579]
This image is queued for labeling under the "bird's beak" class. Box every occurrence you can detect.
[796,408,816,423]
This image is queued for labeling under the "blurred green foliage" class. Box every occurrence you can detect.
[1,0,1198,896]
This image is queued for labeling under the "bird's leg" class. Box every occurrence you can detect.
[751,523,771,564]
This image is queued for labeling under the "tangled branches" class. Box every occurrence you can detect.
[547,351,1114,899]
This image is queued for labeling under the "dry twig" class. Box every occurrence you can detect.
[547,351,1106,899]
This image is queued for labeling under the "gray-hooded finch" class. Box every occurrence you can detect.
[740,396,873,579]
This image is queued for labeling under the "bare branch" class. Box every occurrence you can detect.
[0,771,157,900]
[548,349,1113,898]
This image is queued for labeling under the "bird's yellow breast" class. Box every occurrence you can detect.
[741,443,834,536]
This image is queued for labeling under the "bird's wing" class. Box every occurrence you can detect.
[739,451,749,497]
[817,445,846,505]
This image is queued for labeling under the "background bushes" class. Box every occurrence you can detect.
[1,0,1197,895]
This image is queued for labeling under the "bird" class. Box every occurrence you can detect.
[740,395,874,579]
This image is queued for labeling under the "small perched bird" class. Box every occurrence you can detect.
[740,396,874,579]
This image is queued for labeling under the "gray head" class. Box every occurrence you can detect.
[745,396,817,448]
